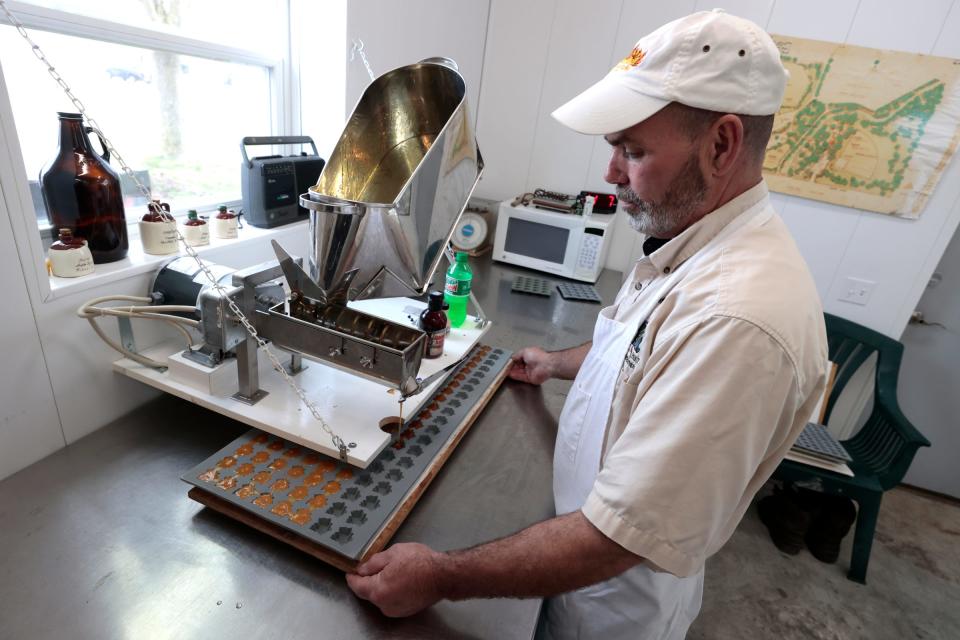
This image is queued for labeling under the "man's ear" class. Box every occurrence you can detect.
[703,114,744,177]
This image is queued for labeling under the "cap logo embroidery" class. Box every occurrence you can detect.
[613,46,646,72]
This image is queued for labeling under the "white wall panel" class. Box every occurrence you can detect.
[473,0,555,201]
[526,0,623,194]
[824,173,960,334]
[845,0,953,51]
[766,0,861,42]
[693,0,775,26]
[778,196,861,299]
[934,1,960,57]
[0,181,63,481]
[344,0,490,130]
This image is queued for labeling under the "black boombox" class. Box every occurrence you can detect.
[240,136,326,229]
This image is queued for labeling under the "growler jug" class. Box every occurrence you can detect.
[40,112,128,263]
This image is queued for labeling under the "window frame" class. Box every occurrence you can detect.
[0,0,294,302]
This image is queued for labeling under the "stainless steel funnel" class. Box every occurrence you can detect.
[298,57,483,302]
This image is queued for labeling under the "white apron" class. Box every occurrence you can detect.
[539,204,771,640]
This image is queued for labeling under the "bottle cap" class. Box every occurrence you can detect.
[455,251,469,262]
[428,290,445,310]
[58,228,72,241]
[187,210,198,220]
[218,205,228,212]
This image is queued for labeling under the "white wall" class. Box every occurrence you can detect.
[0,177,64,478]
[344,0,490,128]
[473,0,960,340]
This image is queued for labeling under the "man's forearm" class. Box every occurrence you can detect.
[550,341,592,380]
[434,511,640,601]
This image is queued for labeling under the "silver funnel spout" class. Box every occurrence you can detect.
[298,57,483,303]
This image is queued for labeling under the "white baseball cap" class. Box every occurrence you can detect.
[552,9,788,135]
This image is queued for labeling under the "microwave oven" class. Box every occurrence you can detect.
[492,201,613,283]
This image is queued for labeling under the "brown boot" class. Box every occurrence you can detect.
[805,494,857,564]
[758,486,812,555]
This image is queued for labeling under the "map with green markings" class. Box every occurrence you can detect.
[764,36,960,218]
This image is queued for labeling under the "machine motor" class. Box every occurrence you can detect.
[240,136,325,229]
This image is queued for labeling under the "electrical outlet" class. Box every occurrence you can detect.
[839,277,876,306]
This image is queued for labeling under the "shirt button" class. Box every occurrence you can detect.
[663,266,672,274]
[634,281,643,291]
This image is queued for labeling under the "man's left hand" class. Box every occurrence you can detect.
[346,543,445,617]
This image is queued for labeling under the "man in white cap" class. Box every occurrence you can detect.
[347,10,828,638]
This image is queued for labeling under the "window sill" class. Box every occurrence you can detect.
[46,219,309,301]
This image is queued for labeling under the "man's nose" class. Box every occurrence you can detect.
[604,151,626,186]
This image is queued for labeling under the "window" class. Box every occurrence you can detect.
[0,1,286,229]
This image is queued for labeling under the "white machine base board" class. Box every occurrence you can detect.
[113,297,490,467]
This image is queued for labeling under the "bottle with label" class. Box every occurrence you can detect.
[48,228,94,278]
[139,200,178,255]
[444,251,473,328]
[212,205,238,239]
[419,291,447,359]
[181,209,209,247]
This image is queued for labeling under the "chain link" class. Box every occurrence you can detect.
[350,38,376,82]
[0,0,349,460]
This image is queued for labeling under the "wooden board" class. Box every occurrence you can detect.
[188,359,512,571]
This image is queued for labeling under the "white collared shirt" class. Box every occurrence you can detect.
[581,181,828,577]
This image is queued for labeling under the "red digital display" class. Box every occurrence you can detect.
[579,191,618,214]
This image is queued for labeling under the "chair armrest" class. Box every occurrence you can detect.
[875,391,931,448]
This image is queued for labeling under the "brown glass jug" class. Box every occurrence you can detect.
[40,112,128,263]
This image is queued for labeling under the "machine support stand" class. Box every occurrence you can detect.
[285,353,306,375]
[233,335,268,405]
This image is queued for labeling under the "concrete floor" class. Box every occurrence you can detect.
[688,484,960,639]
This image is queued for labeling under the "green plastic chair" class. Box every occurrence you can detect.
[773,312,930,584]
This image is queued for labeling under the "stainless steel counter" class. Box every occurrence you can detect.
[0,256,623,640]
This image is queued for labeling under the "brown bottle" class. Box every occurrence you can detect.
[40,112,128,263]
[419,291,447,359]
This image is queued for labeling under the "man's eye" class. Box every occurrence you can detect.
[623,148,644,160]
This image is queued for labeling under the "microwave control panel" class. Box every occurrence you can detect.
[574,229,605,278]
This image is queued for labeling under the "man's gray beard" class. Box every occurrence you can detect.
[619,155,708,238]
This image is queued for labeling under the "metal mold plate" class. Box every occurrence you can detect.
[182,344,511,560]
[511,276,552,297]
[556,282,602,303]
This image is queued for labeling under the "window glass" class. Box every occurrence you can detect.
[0,25,273,222]
[19,0,283,56]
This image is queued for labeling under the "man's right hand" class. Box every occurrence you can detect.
[508,347,557,385]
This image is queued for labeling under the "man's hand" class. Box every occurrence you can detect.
[508,347,556,385]
[346,543,445,617]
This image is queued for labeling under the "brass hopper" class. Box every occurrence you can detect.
[259,58,484,397]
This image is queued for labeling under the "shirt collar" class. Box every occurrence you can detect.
[642,180,770,274]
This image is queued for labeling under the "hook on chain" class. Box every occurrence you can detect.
[349,37,376,82]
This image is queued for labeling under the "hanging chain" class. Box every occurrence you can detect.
[0,0,349,460]
[350,38,376,82]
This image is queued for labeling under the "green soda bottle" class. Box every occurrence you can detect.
[444,251,473,328]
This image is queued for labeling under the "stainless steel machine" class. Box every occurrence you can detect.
[145,57,485,431]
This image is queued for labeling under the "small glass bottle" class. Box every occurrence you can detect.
[48,227,94,277]
[419,291,447,359]
[212,204,238,239]
[181,209,209,247]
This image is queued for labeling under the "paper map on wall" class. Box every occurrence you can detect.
[763,35,960,218]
